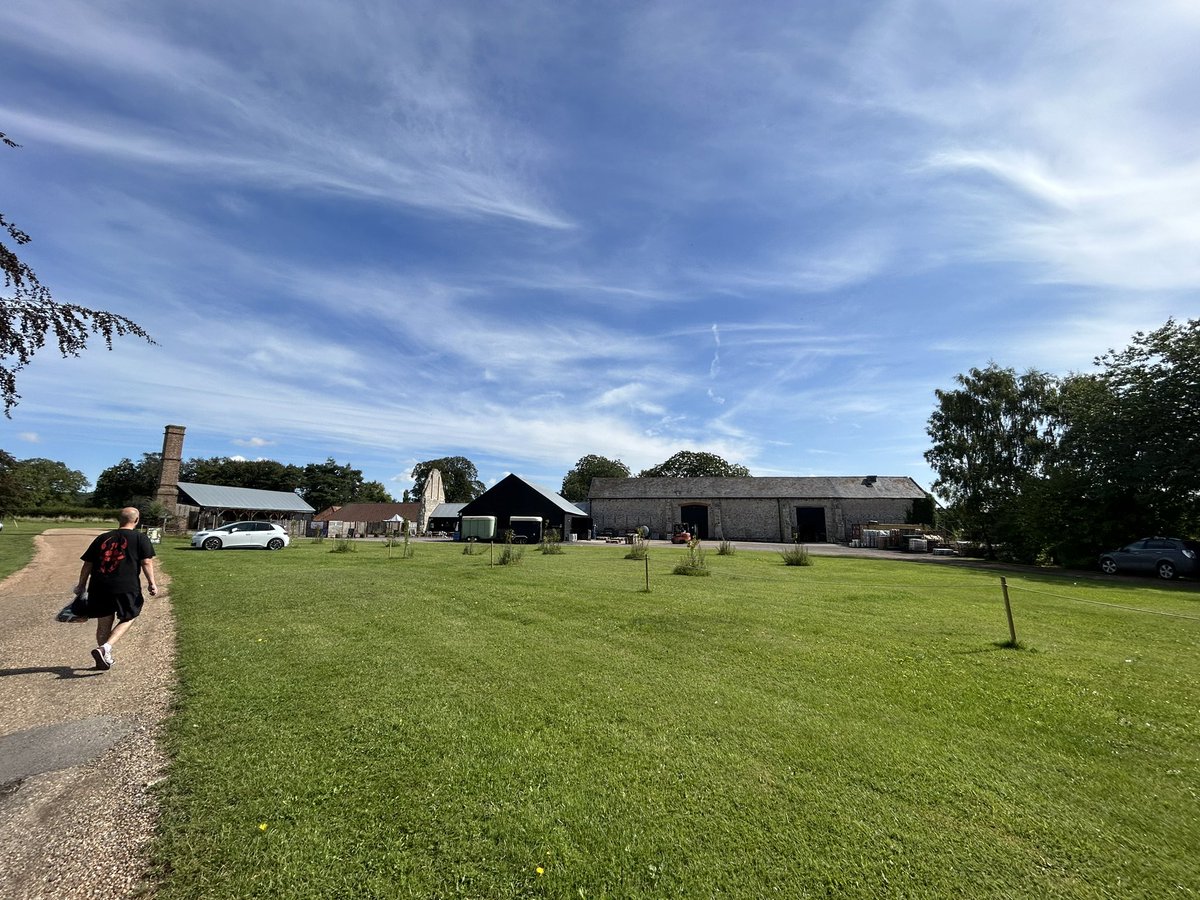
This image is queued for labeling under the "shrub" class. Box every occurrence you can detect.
[673,537,710,576]
[540,527,564,555]
[625,533,648,560]
[717,540,736,556]
[497,533,524,566]
[781,543,812,566]
[311,533,325,545]
[331,539,356,554]
[386,533,415,558]
[462,538,478,555]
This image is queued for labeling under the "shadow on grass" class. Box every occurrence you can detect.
[951,641,1034,655]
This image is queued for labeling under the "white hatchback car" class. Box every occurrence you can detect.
[191,521,290,551]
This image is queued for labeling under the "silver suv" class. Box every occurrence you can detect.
[1099,537,1199,580]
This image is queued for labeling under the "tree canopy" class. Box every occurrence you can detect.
[92,453,162,508]
[94,452,392,512]
[924,364,1058,555]
[0,449,25,515]
[411,456,484,503]
[355,480,395,504]
[1053,318,1200,550]
[925,319,1199,564]
[4,456,88,508]
[298,458,372,512]
[1,132,153,416]
[181,456,303,493]
[638,450,750,478]
[560,454,631,502]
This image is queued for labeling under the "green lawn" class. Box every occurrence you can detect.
[0,518,109,580]
[153,540,1200,899]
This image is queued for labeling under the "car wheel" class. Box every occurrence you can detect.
[202,536,222,551]
[267,537,284,550]
[1157,560,1176,580]
[1099,557,1118,575]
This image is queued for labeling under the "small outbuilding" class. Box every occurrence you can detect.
[312,502,422,538]
[458,475,592,541]
[426,502,467,535]
[175,482,315,533]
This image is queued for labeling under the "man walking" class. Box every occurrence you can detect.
[57,507,158,670]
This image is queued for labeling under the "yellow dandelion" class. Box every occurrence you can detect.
[259,823,268,832]
[536,866,545,876]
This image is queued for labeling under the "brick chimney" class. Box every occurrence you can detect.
[154,424,186,515]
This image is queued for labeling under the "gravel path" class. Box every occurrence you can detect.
[0,528,175,900]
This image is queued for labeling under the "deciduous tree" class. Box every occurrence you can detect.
[1055,318,1200,546]
[1,132,153,415]
[92,453,162,508]
[181,456,303,492]
[560,454,631,502]
[637,450,750,478]
[924,364,1058,556]
[355,480,395,503]
[411,456,484,502]
[0,449,25,514]
[299,458,368,513]
[8,457,88,507]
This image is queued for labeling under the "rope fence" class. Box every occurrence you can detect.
[1004,579,1200,622]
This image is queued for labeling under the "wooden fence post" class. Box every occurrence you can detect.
[1001,576,1017,645]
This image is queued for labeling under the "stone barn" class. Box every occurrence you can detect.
[588,476,930,543]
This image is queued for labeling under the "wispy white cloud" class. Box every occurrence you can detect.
[851,0,1200,292]
[2,0,1193,498]
[0,1,572,229]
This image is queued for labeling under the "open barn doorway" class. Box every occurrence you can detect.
[680,504,709,540]
[794,507,827,543]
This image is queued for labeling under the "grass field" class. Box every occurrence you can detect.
[0,518,109,581]
[152,539,1200,899]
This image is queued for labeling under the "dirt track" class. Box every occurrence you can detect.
[0,528,175,900]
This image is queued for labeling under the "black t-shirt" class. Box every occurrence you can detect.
[81,528,156,594]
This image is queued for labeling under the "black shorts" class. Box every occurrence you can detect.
[72,588,145,623]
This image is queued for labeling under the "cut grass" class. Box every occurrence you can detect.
[0,518,109,580]
[153,541,1200,898]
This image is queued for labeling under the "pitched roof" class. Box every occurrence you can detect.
[589,476,928,501]
[312,502,421,522]
[429,502,467,518]
[519,476,590,516]
[461,474,589,517]
[176,481,315,513]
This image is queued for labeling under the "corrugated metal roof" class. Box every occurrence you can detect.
[588,476,928,501]
[176,481,315,513]
[518,476,590,516]
[430,502,467,518]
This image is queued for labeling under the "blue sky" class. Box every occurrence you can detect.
[2,0,1197,498]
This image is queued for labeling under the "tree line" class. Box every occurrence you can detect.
[925,317,1198,565]
[0,447,754,518]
